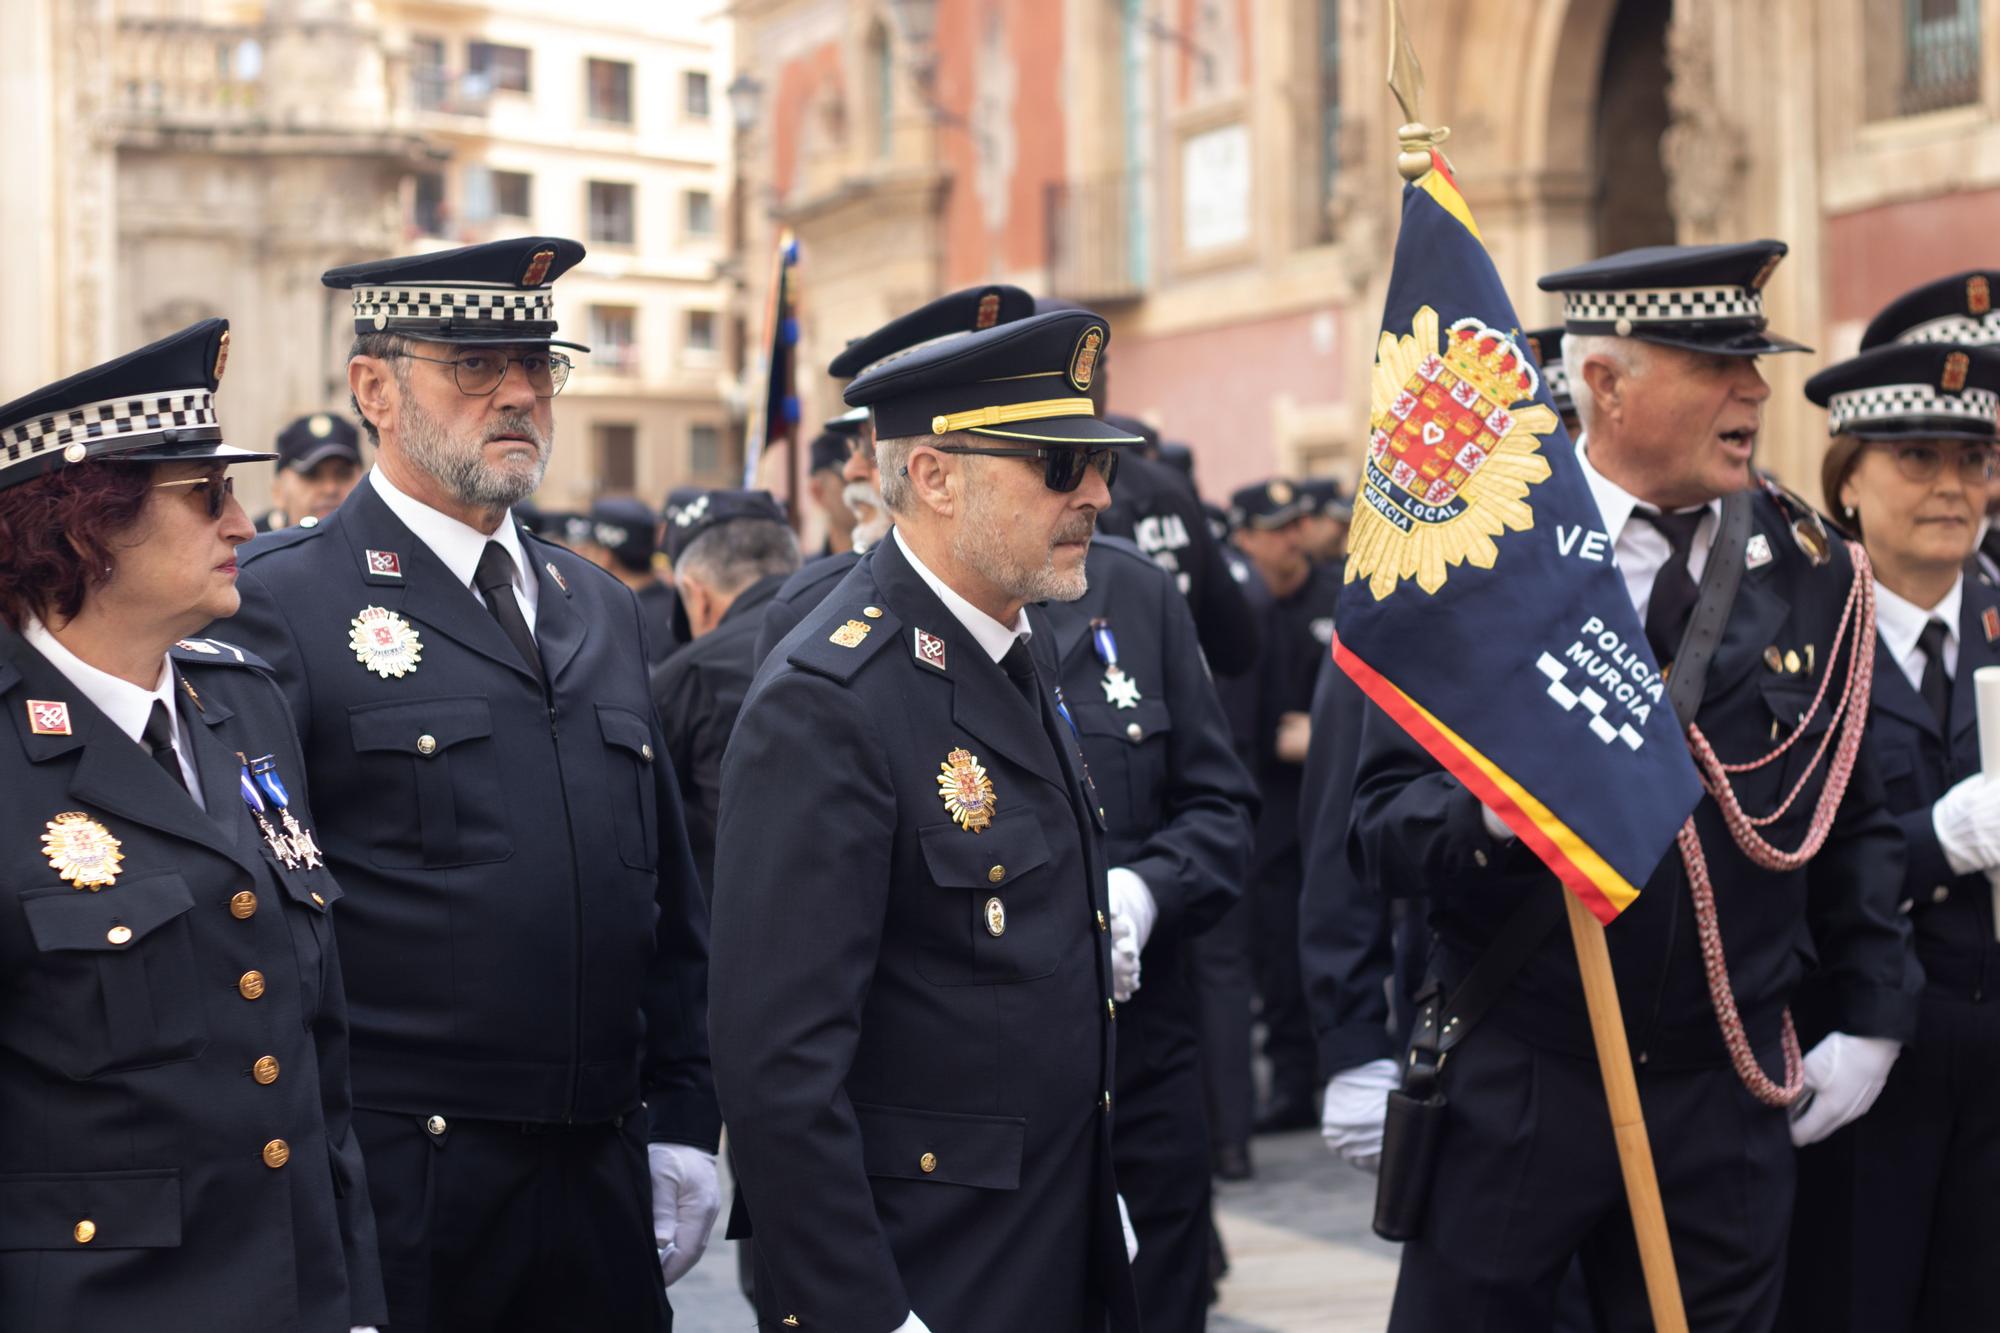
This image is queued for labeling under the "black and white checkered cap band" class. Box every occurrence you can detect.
[1544,361,1573,402]
[3,390,217,466]
[1563,285,1764,326]
[1827,382,1999,434]
[352,283,555,329]
[1894,313,2000,347]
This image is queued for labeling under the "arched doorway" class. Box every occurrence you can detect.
[1593,0,1675,253]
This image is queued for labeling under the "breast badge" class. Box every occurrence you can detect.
[42,812,123,890]
[937,747,997,833]
[350,606,423,678]
[1347,310,1556,600]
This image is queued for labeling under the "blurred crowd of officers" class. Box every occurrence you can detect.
[0,223,1995,1333]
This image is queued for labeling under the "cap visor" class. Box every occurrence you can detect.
[285,442,364,472]
[111,442,281,467]
[963,417,1148,446]
[410,334,592,353]
[1631,330,1814,357]
[1841,421,1999,442]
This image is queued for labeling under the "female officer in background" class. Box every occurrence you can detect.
[0,321,385,1332]
[1783,339,2000,1332]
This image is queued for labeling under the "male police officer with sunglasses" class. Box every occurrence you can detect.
[221,237,718,1333]
[713,308,1144,1333]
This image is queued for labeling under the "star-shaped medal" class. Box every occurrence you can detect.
[1102,667,1142,710]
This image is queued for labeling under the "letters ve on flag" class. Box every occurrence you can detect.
[1330,149,1702,924]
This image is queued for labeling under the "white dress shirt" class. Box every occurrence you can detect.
[1873,575,1962,692]
[23,617,204,807]
[1574,433,1722,620]
[894,527,1029,661]
[369,466,540,632]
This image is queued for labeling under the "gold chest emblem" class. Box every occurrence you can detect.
[937,747,997,833]
[43,812,124,890]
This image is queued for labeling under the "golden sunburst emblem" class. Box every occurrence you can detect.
[1347,307,1556,600]
[937,747,997,833]
[42,812,124,890]
[350,606,423,678]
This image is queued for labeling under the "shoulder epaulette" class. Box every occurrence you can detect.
[171,637,274,672]
[787,602,902,684]
[238,523,325,564]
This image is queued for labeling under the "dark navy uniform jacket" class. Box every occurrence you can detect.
[1052,537,1255,1060]
[1351,494,1919,1065]
[223,481,719,1148]
[650,570,788,900]
[1099,452,1261,677]
[636,579,683,668]
[754,549,860,663]
[712,533,1137,1333]
[0,627,385,1332]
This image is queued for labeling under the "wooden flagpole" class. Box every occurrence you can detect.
[1385,6,1688,1329]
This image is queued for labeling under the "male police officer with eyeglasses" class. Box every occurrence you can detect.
[221,237,719,1333]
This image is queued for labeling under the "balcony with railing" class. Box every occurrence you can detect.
[1044,175,1146,304]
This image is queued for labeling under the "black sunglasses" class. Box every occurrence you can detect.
[929,442,1121,493]
[153,473,235,519]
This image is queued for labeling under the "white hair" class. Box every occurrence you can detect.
[1561,332,1654,437]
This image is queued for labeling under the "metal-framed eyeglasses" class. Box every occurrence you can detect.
[1868,439,1997,486]
[393,349,573,398]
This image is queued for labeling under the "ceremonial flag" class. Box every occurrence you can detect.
[1332,150,1702,923]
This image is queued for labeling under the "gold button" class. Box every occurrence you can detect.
[73,1219,96,1244]
[984,896,1006,938]
[239,970,266,1000]
[311,892,325,907]
[230,891,258,919]
[1097,910,1108,933]
[252,1055,280,1085]
[262,1139,290,1169]
[106,925,133,946]
[1107,998,1117,1020]
[783,1319,800,1329]
[987,865,1005,883]
[1126,723,1143,741]
[641,743,654,761]
[416,734,437,756]
[1934,885,1951,903]
[919,1151,937,1173]
[864,606,885,619]
[426,1115,448,1136]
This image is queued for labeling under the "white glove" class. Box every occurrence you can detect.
[1321,1058,1399,1173]
[892,1313,935,1333]
[1788,1033,1901,1147]
[1932,773,2000,875]
[649,1142,721,1287]
[1110,913,1143,1002]
[1107,867,1158,955]
[1117,1191,1139,1263]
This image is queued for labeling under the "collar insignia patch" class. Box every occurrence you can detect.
[365,549,403,578]
[914,628,948,671]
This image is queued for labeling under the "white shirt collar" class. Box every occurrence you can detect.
[893,526,1031,664]
[22,616,176,748]
[369,465,538,620]
[1574,432,1722,539]
[1873,574,1962,673]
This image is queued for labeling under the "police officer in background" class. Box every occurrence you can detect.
[223,237,720,1333]
[1354,241,1917,1329]
[650,489,799,900]
[1525,325,1583,438]
[806,429,859,558]
[255,411,365,532]
[572,494,679,667]
[712,308,1144,1333]
[1782,312,2000,1331]
[1228,479,1341,1133]
[1047,532,1257,1330]
[1295,478,1351,564]
[0,321,385,1331]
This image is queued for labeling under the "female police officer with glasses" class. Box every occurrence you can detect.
[1783,339,2000,1333]
[0,320,385,1332]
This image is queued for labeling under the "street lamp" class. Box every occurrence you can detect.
[726,72,764,134]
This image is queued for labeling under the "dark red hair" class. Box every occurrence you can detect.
[0,461,156,630]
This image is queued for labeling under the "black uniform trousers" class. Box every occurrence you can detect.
[356,1110,667,1333]
[1392,1023,1793,1333]
[1784,581,2000,1333]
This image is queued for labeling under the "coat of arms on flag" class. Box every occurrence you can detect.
[1350,311,1556,600]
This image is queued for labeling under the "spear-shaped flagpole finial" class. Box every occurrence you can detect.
[1388,0,1450,182]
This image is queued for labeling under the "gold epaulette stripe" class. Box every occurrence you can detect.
[931,397,1097,435]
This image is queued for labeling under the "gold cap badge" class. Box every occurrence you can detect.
[1971,275,1992,316]
[308,413,333,438]
[43,812,123,890]
[212,329,230,381]
[1068,326,1105,392]
[937,747,997,833]
[1268,479,1294,505]
[1944,350,1970,393]
[975,292,1002,329]
[521,247,556,286]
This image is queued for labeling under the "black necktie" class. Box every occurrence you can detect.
[1634,508,1706,666]
[474,541,543,684]
[1917,617,1952,731]
[1000,637,1042,712]
[143,699,188,794]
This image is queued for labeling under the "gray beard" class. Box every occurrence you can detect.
[399,394,551,513]
[952,481,1091,604]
